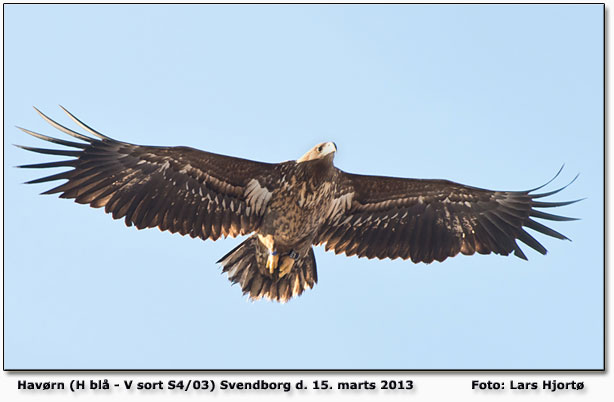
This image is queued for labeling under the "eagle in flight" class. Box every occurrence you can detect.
[18,107,579,302]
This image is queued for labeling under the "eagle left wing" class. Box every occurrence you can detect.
[17,107,280,241]
[316,170,579,263]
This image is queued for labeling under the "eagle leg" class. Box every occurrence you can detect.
[266,250,279,274]
[278,257,294,278]
[278,250,299,278]
[258,234,279,273]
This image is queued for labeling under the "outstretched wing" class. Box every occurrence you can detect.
[316,169,580,263]
[18,107,279,240]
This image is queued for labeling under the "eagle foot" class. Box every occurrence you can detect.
[278,256,295,279]
[266,251,279,274]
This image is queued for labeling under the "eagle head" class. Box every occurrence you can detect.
[297,141,337,163]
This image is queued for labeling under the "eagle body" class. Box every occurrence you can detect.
[19,108,580,302]
[258,155,337,254]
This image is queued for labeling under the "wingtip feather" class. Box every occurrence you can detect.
[531,173,580,199]
[58,105,112,140]
[527,165,565,193]
[32,107,95,142]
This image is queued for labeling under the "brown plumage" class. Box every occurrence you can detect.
[18,107,580,302]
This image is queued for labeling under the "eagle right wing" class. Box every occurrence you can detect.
[316,169,580,263]
[18,107,280,240]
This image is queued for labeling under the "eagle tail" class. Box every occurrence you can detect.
[217,235,317,303]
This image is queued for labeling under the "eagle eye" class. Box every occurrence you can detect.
[318,145,323,152]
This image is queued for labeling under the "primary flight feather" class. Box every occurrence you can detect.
[18,107,580,302]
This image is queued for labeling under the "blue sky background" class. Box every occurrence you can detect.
[3,4,603,369]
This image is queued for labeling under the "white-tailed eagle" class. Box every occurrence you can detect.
[18,107,580,302]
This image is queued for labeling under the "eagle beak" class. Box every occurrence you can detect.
[324,142,337,155]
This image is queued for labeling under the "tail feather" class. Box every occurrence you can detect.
[217,235,317,302]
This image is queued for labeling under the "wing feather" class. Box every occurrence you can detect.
[18,108,280,241]
[317,170,579,263]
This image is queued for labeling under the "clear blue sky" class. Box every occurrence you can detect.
[4,4,603,369]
